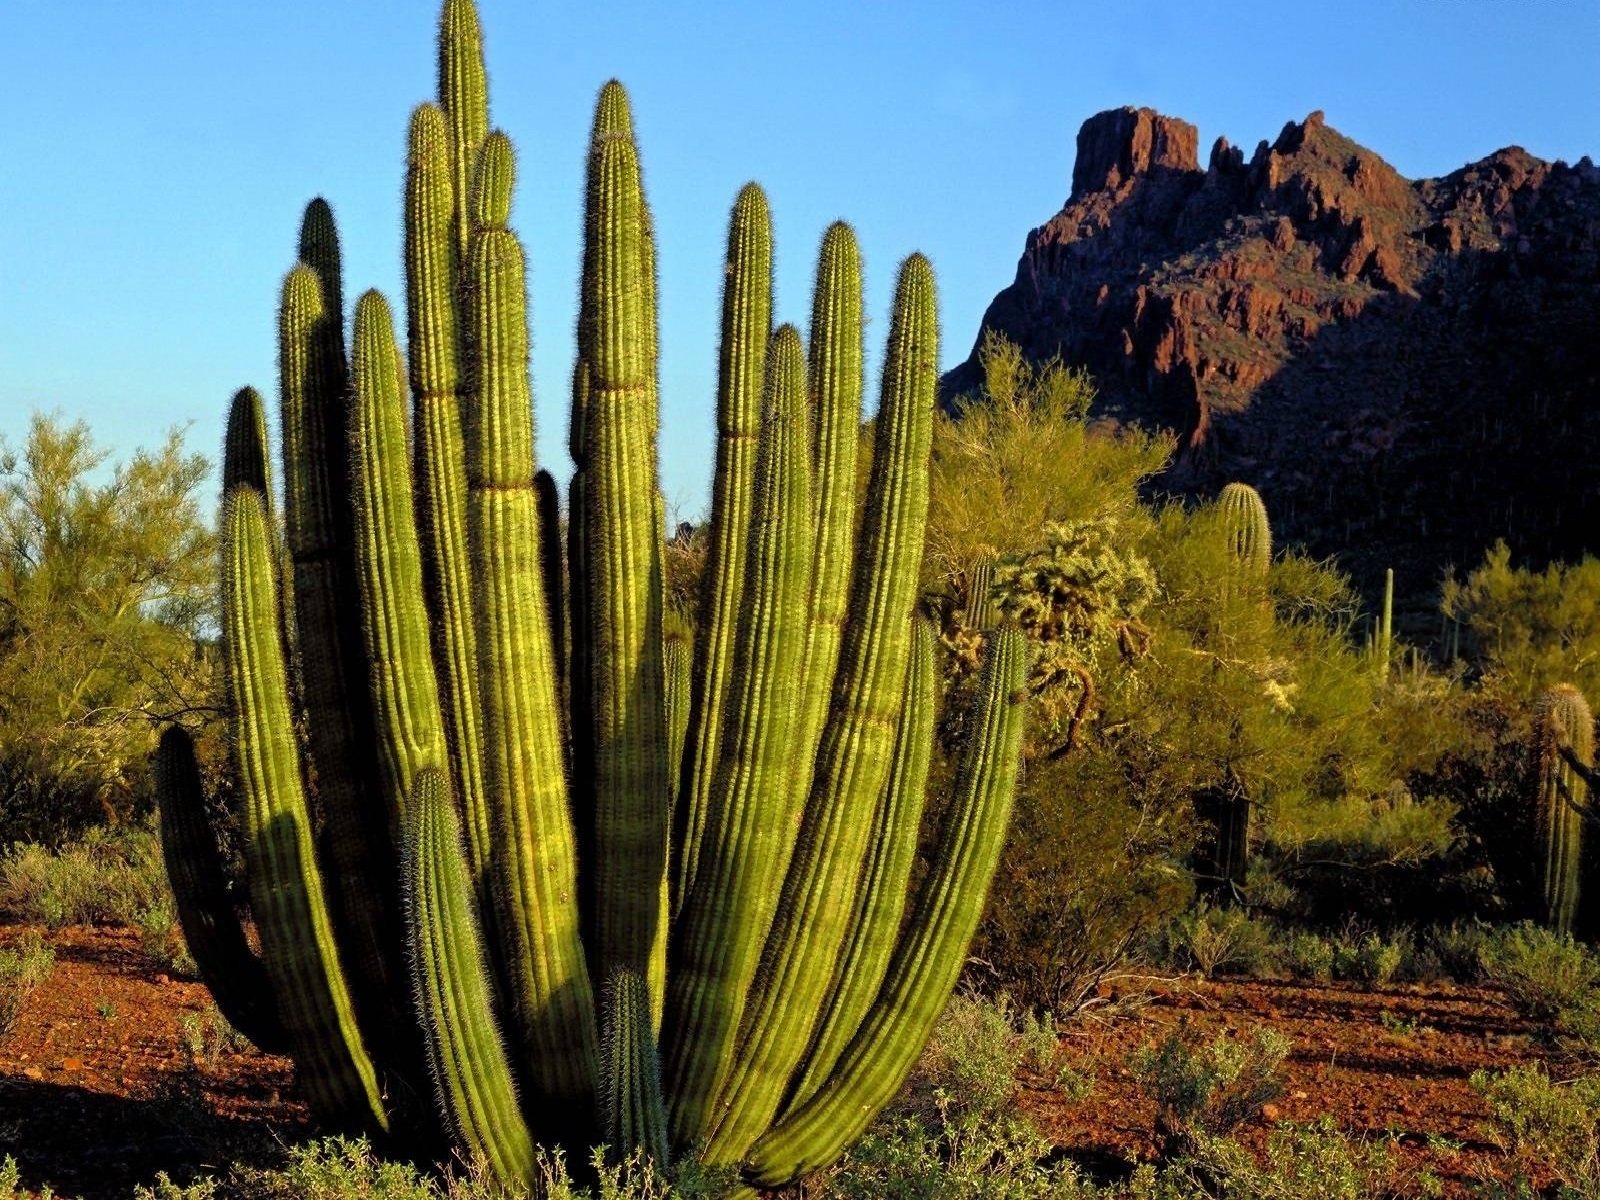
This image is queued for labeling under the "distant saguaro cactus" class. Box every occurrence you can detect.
[156,1,1028,1190]
[1535,684,1594,935]
[1218,482,1271,575]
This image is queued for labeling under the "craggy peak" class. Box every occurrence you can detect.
[951,105,1600,597]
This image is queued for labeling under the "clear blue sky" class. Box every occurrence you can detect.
[3,0,1596,521]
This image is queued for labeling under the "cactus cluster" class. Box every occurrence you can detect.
[1218,482,1271,577]
[1534,684,1594,936]
[157,0,1027,1191]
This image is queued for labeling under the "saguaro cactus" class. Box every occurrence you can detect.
[1218,481,1271,575]
[1535,684,1593,935]
[158,0,1028,1190]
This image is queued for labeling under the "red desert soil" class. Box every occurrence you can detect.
[0,923,1565,1197]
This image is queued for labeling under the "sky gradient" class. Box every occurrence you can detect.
[4,0,1596,520]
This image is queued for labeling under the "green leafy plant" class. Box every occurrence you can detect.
[1164,903,1276,979]
[0,931,54,1042]
[1478,921,1600,1040]
[1131,1023,1291,1156]
[1472,1064,1600,1197]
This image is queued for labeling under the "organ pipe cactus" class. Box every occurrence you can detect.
[157,0,1028,1190]
[1535,684,1593,935]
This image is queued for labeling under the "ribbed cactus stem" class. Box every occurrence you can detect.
[405,99,493,892]
[745,625,1028,1187]
[154,726,288,1055]
[221,487,387,1133]
[438,0,488,263]
[665,323,812,1149]
[674,183,773,916]
[786,620,936,1106]
[1376,567,1394,681]
[223,387,272,498]
[705,254,937,1162]
[1537,684,1592,935]
[277,257,398,1068]
[1219,481,1271,575]
[574,124,670,1001]
[469,130,515,231]
[601,971,669,1168]
[350,289,450,830]
[297,199,346,357]
[965,558,998,630]
[403,768,536,1190]
[464,221,598,1134]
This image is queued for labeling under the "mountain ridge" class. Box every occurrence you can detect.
[946,106,1600,616]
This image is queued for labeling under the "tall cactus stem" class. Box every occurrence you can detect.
[673,183,773,917]
[403,768,537,1190]
[601,971,670,1169]
[221,487,387,1133]
[744,625,1028,1187]
[154,726,288,1055]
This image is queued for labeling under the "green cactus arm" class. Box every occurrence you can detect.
[469,130,515,232]
[403,767,536,1190]
[572,124,671,1009]
[965,558,998,631]
[297,200,346,361]
[744,625,1028,1188]
[663,638,692,809]
[672,183,773,917]
[784,619,936,1108]
[154,725,289,1055]
[534,468,568,705]
[350,289,450,829]
[221,486,387,1133]
[664,324,813,1151]
[781,221,863,809]
[437,0,488,264]
[464,222,599,1136]
[601,971,669,1169]
[405,100,493,893]
[278,258,403,1065]
[1219,481,1271,575]
[223,386,273,500]
[1538,685,1593,934]
[704,253,937,1162]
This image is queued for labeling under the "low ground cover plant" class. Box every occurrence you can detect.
[0,930,54,1043]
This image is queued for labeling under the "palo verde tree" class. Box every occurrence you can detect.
[157,1,1027,1192]
[0,414,214,843]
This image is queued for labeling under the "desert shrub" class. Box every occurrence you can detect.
[1331,930,1407,987]
[139,1137,729,1200]
[1283,931,1335,983]
[1421,920,1496,984]
[896,991,1059,1125]
[1472,1064,1600,1197]
[1131,1023,1291,1156]
[1479,922,1600,1039]
[134,896,196,977]
[1136,1118,1402,1200]
[0,819,171,927]
[1162,904,1277,979]
[0,931,54,1042]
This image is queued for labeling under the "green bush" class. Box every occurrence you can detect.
[895,991,1058,1125]
[0,930,54,1042]
[1331,931,1406,987]
[0,821,172,927]
[1134,1118,1402,1200]
[1472,1064,1600,1197]
[1162,904,1277,979]
[1283,931,1335,984]
[1478,922,1600,1039]
[1131,1023,1291,1156]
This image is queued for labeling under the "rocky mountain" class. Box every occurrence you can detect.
[947,106,1600,622]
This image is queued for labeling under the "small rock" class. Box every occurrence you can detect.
[61,1057,83,1072]
[22,1066,43,1081]
[154,973,170,986]
[1261,1103,1282,1122]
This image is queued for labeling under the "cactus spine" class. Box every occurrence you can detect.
[1536,684,1593,935]
[167,1,1028,1189]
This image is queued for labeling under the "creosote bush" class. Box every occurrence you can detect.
[1131,1023,1291,1156]
[0,931,54,1043]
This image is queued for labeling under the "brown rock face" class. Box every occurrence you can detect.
[947,107,1600,602]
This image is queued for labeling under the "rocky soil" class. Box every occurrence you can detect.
[0,923,1575,1198]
